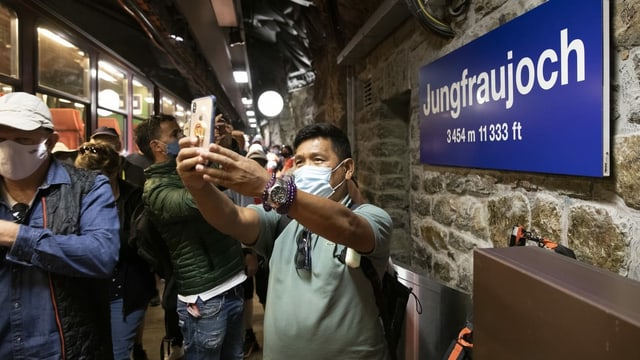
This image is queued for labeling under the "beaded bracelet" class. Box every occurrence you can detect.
[275,175,297,215]
[262,173,277,212]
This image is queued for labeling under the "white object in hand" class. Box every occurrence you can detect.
[346,248,361,268]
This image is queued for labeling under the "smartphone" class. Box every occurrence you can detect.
[189,95,216,148]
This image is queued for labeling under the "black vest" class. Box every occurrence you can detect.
[45,164,113,360]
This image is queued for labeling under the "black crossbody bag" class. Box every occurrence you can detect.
[361,256,418,360]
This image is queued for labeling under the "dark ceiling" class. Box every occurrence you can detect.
[35,0,334,131]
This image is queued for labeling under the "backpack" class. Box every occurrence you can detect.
[361,256,418,360]
[128,205,173,279]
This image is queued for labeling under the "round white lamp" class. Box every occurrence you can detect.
[257,90,284,117]
[98,89,120,116]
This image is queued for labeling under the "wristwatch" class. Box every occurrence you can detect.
[263,175,296,214]
[267,178,288,208]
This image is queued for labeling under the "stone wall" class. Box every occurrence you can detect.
[351,0,640,293]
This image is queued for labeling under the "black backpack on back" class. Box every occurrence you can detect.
[128,205,173,279]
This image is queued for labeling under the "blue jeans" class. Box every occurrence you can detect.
[110,298,147,360]
[177,285,244,360]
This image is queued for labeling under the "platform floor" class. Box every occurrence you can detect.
[140,293,264,360]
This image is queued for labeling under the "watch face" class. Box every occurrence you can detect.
[270,184,288,205]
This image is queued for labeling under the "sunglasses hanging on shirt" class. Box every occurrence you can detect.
[11,202,29,224]
[295,228,313,271]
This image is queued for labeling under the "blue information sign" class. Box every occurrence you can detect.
[419,0,609,177]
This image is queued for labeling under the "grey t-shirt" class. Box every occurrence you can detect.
[249,197,393,360]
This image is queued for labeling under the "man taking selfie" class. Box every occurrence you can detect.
[176,123,393,360]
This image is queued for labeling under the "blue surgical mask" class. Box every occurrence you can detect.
[293,160,346,198]
[165,140,180,157]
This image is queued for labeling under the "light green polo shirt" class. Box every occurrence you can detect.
[249,197,393,360]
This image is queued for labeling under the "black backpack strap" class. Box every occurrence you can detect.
[361,257,398,360]
[361,256,383,304]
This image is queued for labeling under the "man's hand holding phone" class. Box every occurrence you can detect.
[177,136,210,191]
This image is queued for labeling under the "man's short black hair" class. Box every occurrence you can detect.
[293,123,352,161]
[134,114,176,161]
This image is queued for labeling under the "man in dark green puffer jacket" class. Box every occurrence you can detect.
[134,114,246,360]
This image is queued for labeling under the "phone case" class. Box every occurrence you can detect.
[189,95,216,148]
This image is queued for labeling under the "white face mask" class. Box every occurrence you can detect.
[0,140,48,180]
[293,160,346,198]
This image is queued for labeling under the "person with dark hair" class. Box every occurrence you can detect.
[176,122,393,359]
[75,141,156,360]
[0,92,120,359]
[134,116,184,360]
[135,114,246,360]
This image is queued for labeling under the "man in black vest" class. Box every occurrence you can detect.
[0,92,120,359]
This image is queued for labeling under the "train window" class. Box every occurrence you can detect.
[38,93,87,151]
[98,60,128,115]
[37,27,90,99]
[159,90,188,128]
[132,76,153,119]
[174,102,187,129]
[0,5,18,78]
[97,59,127,145]
[160,93,175,116]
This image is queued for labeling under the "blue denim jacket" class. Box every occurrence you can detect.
[0,160,120,359]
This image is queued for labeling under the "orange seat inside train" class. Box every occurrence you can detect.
[98,117,122,136]
[50,108,85,150]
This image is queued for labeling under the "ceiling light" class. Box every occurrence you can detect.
[98,72,117,83]
[99,61,124,78]
[38,28,75,48]
[257,90,284,117]
[241,97,253,105]
[246,110,255,116]
[98,89,120,115]
[233,71,248,83]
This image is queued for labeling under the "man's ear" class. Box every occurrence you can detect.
[150,139,162,153]
[343,158,355,180]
